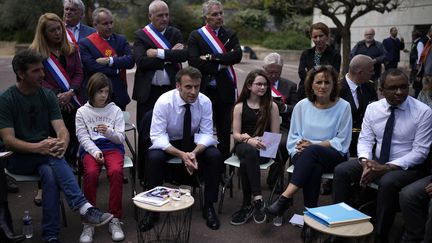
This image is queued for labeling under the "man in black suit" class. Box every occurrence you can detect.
[188,0,242,162]
[132,0,188,180]
[340,54,377,156]
[383,27,405,70]
[262,52,297,187]
[63,0,96,42]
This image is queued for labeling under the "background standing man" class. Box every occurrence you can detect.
[79,7,134,111]
[63,0,95,42]
[133,0,188,181]
[383,27,405,70]
[339,54,377,156]
[188,0,242,163]
[350,28,387,83]
[262,52,297,188]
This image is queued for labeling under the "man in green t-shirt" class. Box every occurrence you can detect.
[0,49,114,243]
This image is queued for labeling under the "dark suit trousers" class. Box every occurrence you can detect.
[333,159,425,241]
[399,176,432,243]
[146,145,221,204]
[203,86,232,162]
[136,85,172,179]
[385,62,398,70]
[291,145,346,208]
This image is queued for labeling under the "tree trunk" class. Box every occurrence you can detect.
[341,27,351,76]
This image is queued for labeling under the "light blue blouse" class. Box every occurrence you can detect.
[287,98,352,156]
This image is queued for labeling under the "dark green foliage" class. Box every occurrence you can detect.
[0,0,63,42]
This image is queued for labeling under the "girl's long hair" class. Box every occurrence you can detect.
[30,13,73,59]
[235,69,273,136]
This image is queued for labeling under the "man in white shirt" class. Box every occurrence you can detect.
[142,67,222,231]
[333,69,432,243]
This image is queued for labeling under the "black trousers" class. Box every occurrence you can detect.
[399,175,432,243]
[203,86,233,162]
[235,143,269,206]
[291,145,346,208]
[333,159,425,241]
[136,85,172,180]
[145,145,222,204]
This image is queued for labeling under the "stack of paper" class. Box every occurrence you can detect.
[133,186,172,206]
[304,202,371,227]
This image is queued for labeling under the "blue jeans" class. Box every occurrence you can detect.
[7,153,88,241]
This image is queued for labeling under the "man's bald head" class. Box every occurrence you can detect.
[348,54,374,84]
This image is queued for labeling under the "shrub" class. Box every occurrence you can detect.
[261,31,310,50]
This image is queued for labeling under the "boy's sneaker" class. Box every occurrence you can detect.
[81,207,114,226]
[253,199,267,224]
[230,205,253,225]
[109,218,125,242]
[79,225,95,243]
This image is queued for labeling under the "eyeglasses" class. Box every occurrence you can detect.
[252,82,268,87]
[382,84,409,92]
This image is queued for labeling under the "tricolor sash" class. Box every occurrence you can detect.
[198,25,237,91]
[271,86,286,103]
[43,54,81,108]
[87,33,127,87]
[142,24,172,49]
[66,28,78,49]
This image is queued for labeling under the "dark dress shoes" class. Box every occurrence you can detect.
[202,206,220,230]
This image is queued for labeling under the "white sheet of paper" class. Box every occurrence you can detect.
[289,213,304,227]
[259,132,282,158]
[0,151,12,158]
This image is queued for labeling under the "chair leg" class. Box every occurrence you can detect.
[218,169,234,214]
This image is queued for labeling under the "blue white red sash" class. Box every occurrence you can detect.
[43,54,81,108]
[66,28,78,49]
[271,85,286,103]
[142,24,172,49]
[198,25,237,90]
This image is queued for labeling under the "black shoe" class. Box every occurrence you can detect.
[202,206,220,230]
[230,205,253,226]
[6,175,18,193]
[252,199,266,224]
[45,238,61,243]
[265,196,293,217]
[139,212,159,232]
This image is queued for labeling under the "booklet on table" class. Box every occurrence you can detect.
[133,186,172,207]
[304,202,371,227]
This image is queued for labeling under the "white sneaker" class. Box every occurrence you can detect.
[79,224,95,243]
[109,218,125,241]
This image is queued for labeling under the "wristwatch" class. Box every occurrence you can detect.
[205,54,212,61]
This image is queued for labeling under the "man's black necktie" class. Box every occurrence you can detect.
[182,104,192,152]
[379,106,397,164]
[356,86,364,110]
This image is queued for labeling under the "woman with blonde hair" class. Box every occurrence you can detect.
[30,13,83,205]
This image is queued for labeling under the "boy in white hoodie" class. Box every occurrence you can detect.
[76,73,125,242]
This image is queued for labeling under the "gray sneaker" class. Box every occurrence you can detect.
[81,207,113,226]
